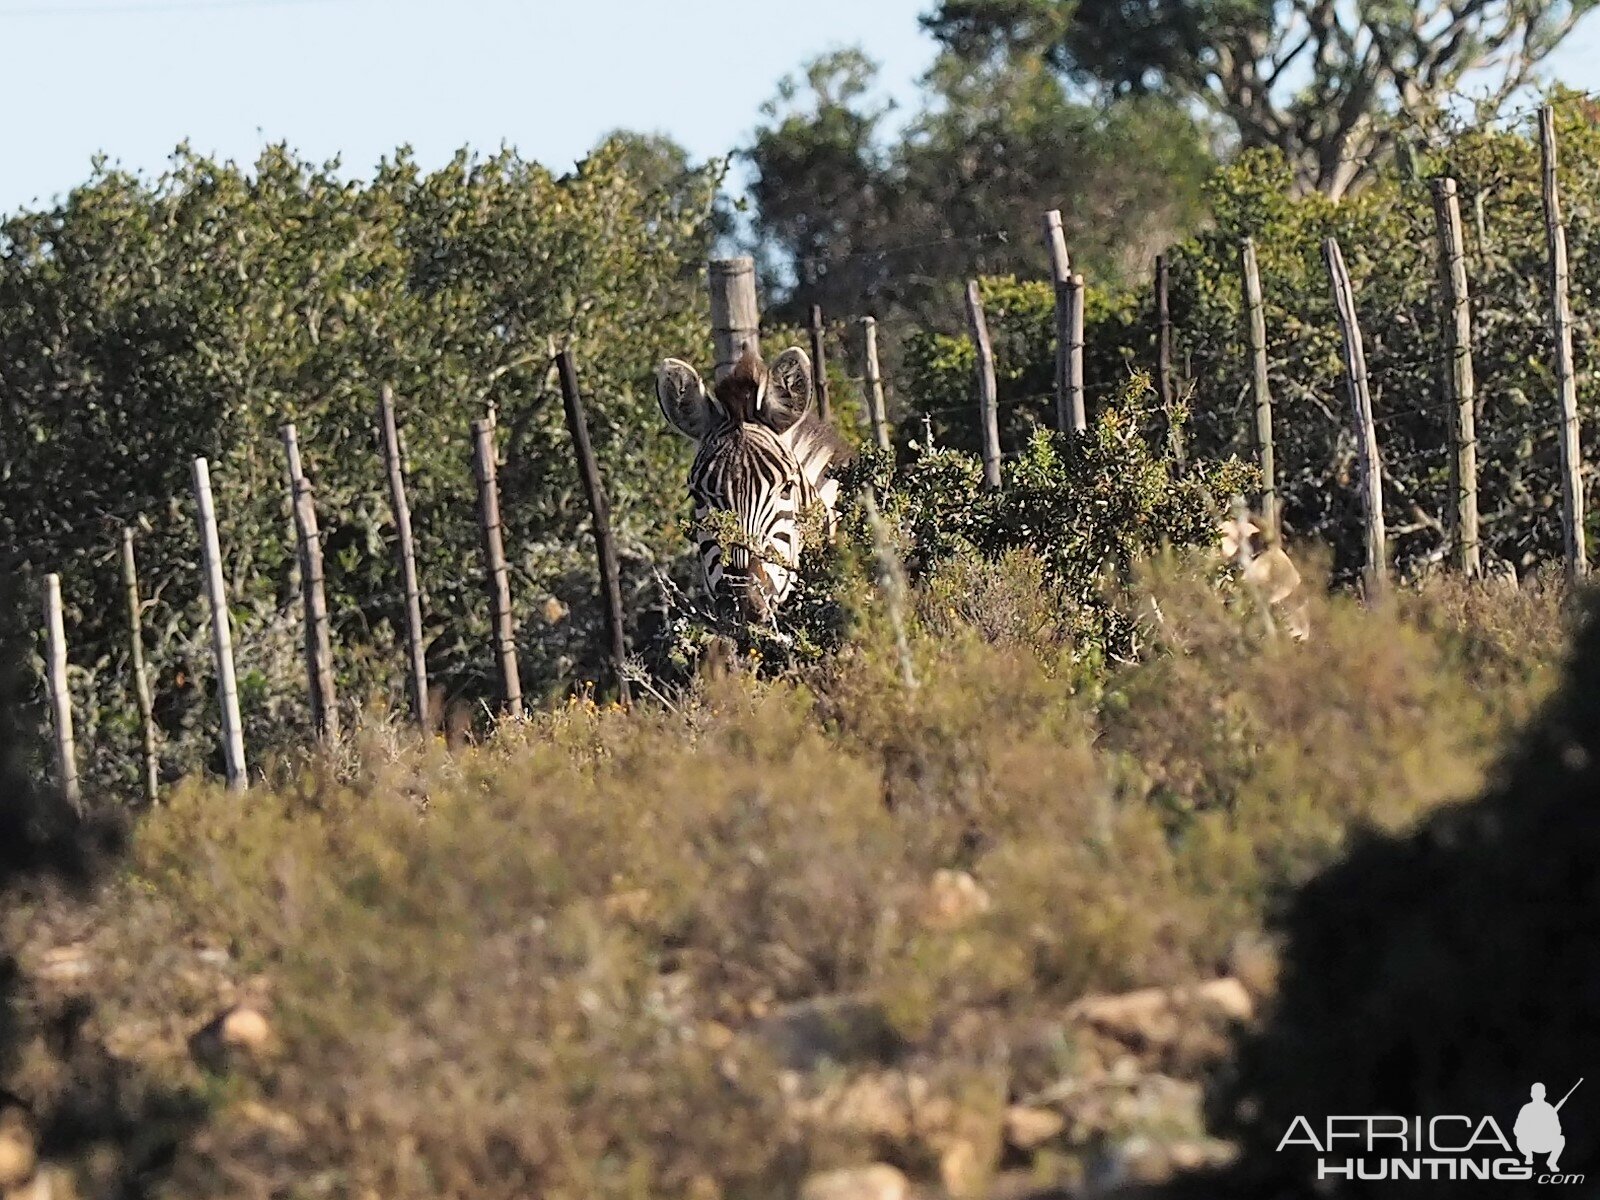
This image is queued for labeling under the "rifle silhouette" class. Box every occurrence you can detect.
[1556,1078,1583,1111]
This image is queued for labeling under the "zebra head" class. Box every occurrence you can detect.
[655,346,845,621]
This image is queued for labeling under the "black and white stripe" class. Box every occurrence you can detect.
[656,347,846,620]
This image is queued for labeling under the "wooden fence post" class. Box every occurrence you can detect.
[964,280,1002,490]
[1322,239,1387,597]
[280,424,339,740]
[471,418,523,720]
[1044,210,1077,435]
[1065,273,1087,436]
[808,304,832,422]
[861,316,891,452]
[191,457,248,790]
[1241,238,1278,537]
[709,257,761,382]
[1156,254,1185,469]
[377,386,431,730]
[1430,178,1481,577]
[556,349,633,707]
[120,528,159,804]
[1540,106,1588,580]
[43,574,80,809]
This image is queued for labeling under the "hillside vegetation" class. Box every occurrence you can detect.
[2,549,1575,1199]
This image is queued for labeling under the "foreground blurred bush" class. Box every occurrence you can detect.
[0,553,1575,1198]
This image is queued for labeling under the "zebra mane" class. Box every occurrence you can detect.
[709,348,850,497]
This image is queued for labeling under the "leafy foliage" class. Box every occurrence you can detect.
[904,95,1600,583]
[0,139,722,797]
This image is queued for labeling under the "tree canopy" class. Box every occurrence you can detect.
[924,0,1598,197]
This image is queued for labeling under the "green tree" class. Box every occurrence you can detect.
[0,138,722,798]
[924,0,1598,197]
[743,48,1214,328]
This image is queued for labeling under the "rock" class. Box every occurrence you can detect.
[939,1135,986,1196]
[0,1109,36,1190]
[1069,978,1253,1054]
[1189,978,1252,1023]
[791,1071,914,1141]
[35,945,90,985]
[917,869,992,930]
[190,1005,272,1070]
[798,1164,909,1200]
[1004,1104,1065,1151]
[754,995,902,1070]
[1070,988,1177,1048]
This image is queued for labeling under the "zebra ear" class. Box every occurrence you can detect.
[761,346,813,434]
[656,358,715,441]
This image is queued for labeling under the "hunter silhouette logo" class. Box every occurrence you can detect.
[1516,1079,1580,1172]
[1277,1078,1586,1184]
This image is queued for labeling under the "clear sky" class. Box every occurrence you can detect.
[3,0,1600,216]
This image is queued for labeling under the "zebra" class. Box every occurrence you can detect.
[655,345,849,621]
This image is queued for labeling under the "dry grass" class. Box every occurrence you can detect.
[1,550,1575,1199]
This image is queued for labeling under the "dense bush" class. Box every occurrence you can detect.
[0,140,721,798]
[903,92,1600,584]
[1195,586,1600,1199]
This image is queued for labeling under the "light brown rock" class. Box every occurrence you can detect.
[220,1007,271,1051]
[0,1120,36,1190]
[798,1164,909,1200]
[1004,1104,1065,1151]
[918,869,992,930]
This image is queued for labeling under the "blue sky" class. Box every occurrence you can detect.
[3,0,1600,216]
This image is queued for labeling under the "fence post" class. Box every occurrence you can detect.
[1430,178,1481,578]
[1044,210,1076,435]
[964,280,1002,490]
[377,386,431,730]
[555,349,634,707]
[1065,273,1087,436]
[1156,253,1184,469]
[861,316,891,452]
[43,574,80,809]
[471,418,523,720]
[280,424,339,740]
[1540,106,1588,580]
[1240,239,1278,537]
[191,457,248,790]
[120,528,159,804]
[808,304,832,422]
[1322,239,1387,597]
[709,257,761,382]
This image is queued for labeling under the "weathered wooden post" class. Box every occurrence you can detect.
[1323,239,1387,597]
[120,528,159,804]
[377,386,431,729]
[43,574,80,809]
[1540,106,1587,580]
[1156,254,1185,469]
[1430,179,1481,577]
[1240,239,1277,537]
[1065,273,1087,436]
[471,417,523,720]
[556,349,633,708]
[808,304,832,422]
[280,424,339,739]
[861,316,891,452]
[964,280,1002,490]
[1044,210,1076,435]
[191,457,248,790]
[709,257,761,382]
